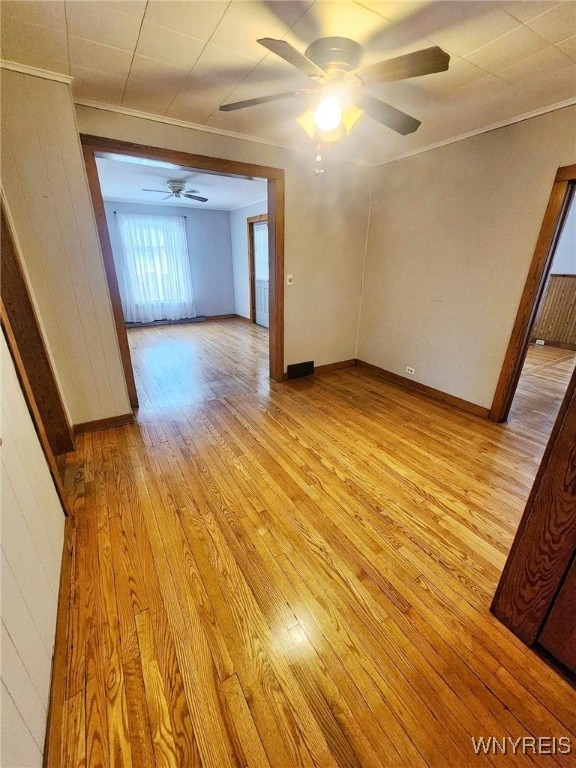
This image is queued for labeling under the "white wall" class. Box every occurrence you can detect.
[551,191,576,275]
[358,105,576,409]
[1,70,131,425]
[230,200,268,318]
[1,333,65,768]
[75,105,372,369]
[104,201,235,316]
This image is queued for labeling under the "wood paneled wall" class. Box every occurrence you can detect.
[0,69,131,425]
[532,275,576,348]
[1,334,65,766]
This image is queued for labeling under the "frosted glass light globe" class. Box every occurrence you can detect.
[314,96,342,132]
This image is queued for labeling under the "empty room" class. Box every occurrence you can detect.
[1,2,575,767]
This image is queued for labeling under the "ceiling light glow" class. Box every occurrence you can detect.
[314,96,342,132]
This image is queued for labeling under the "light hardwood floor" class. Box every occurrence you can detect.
[509,344,576,435]
[58,321,576,767]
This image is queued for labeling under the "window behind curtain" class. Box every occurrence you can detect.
[115,213,196,324]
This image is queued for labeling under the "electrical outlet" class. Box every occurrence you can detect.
[287,274,294,286]
[535,339,545,346]
[406,366,415,375]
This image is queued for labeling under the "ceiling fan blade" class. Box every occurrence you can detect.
[183,194,208,202]
[220,90,305,112]
[257,37,325,78]
[358,94,420,135]
[355,46,450,84]
[142,188,170,193]
[162,194,173,200]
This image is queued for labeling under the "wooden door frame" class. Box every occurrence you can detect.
[247,213,269,324]
[1,202,74,456]
[489,165,576,422]
[80,135,285,392]
[491,362,576,647]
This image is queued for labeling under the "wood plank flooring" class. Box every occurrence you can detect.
[58,321,576,767]
[510,344,576,436]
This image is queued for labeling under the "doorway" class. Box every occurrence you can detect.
[81,135,285,412]
[490,166,576,425]
[248,214,269,328]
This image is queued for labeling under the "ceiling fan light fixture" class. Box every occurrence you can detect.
[297,100,364,141]
[314,95,342,132]
[296,106,317,139]
[342,103,365,134]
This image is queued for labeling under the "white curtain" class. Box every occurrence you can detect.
[115,212,196,323]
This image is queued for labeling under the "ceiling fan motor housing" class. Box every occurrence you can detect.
[167,179,187,196]
[305,37,363,72]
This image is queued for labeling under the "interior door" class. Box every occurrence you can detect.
[253,220,269,328]
[538,557,576,673]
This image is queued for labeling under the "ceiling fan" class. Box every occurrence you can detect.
[220,37,450,139]
[142,179,208,202]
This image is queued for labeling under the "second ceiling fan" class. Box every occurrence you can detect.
[142,179,208,202]
[220,36,450,138]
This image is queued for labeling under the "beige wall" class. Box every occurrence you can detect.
[76,105,372,369]
[1,70,131,425]
[5,66,573,418]
[357,106,576,409]
[1,333,65,767]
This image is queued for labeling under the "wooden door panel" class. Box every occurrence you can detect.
[539,558,576,673]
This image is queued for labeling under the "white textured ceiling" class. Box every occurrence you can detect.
[95,154,268,210]
[1,1,575,165]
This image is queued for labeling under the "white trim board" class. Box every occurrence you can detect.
[74,99,304,153]
[0,59,72,85]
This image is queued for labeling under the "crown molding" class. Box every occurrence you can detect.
[73,99,374,167]
[0,59,73,84]
[377,97,576,167]
[73,100,297,152]
[72,95,576,170]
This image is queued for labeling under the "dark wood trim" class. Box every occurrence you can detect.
[267,178,284,382]
[314,359,357,374]
[80,134,284,181]
[247,214,268,325]
[43,516,73,768]
[1,205,74,455]
[490,167,576,422]
[544,273,576,278]
[73,412,134,436]
[356,360,490,418]
[82,146,139,409]
[491,364,576,645]
[556,164,576,181]
[80,135,285,384]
